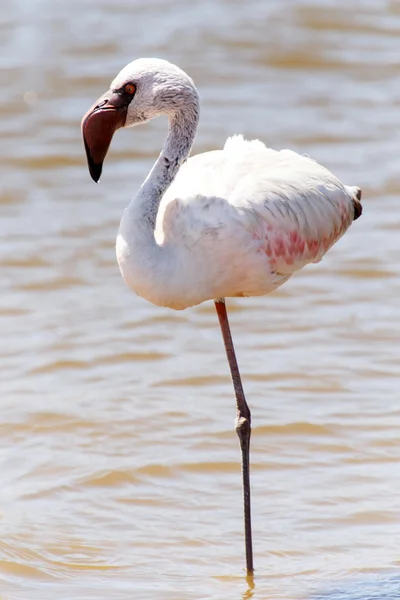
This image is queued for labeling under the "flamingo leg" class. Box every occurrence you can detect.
[215,298,254,576]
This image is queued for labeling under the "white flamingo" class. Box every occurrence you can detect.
[82,58,362,575]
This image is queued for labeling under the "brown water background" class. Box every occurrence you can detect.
[1,1,400,598]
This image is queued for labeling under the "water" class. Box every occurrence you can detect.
[1,0,400,598]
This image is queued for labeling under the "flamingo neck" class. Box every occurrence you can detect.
[136,106,199,232]
[117,101,199,305]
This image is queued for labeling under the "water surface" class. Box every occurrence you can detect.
[1,1,400,598]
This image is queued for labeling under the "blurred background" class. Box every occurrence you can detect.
[1,0,400,599]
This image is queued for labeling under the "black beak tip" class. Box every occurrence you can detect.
[89,161,102,183]
[83,137,103,183]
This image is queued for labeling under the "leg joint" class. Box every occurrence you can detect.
[235,414,251,447]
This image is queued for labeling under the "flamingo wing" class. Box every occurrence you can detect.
[159,135,360,273]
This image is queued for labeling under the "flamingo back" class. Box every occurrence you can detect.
[152,135,361,306]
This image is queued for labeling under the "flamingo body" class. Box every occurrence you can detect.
[117,134,360,310]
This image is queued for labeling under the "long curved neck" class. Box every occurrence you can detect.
[131,103,199,235]
[117,97,200,305]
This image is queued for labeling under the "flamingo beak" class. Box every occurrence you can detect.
[82,90,129,182]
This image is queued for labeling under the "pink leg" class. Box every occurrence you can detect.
[215,298,254,576]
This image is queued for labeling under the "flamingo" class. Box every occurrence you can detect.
[81,58,362,576]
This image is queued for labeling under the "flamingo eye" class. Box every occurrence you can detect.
[124,83,136,95]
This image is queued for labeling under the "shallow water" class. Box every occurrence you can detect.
[1,0,400,598]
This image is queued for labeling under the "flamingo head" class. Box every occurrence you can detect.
[81,58,198,182]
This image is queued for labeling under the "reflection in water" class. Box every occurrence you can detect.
[243,574,255,600]
[1,0,400,599]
